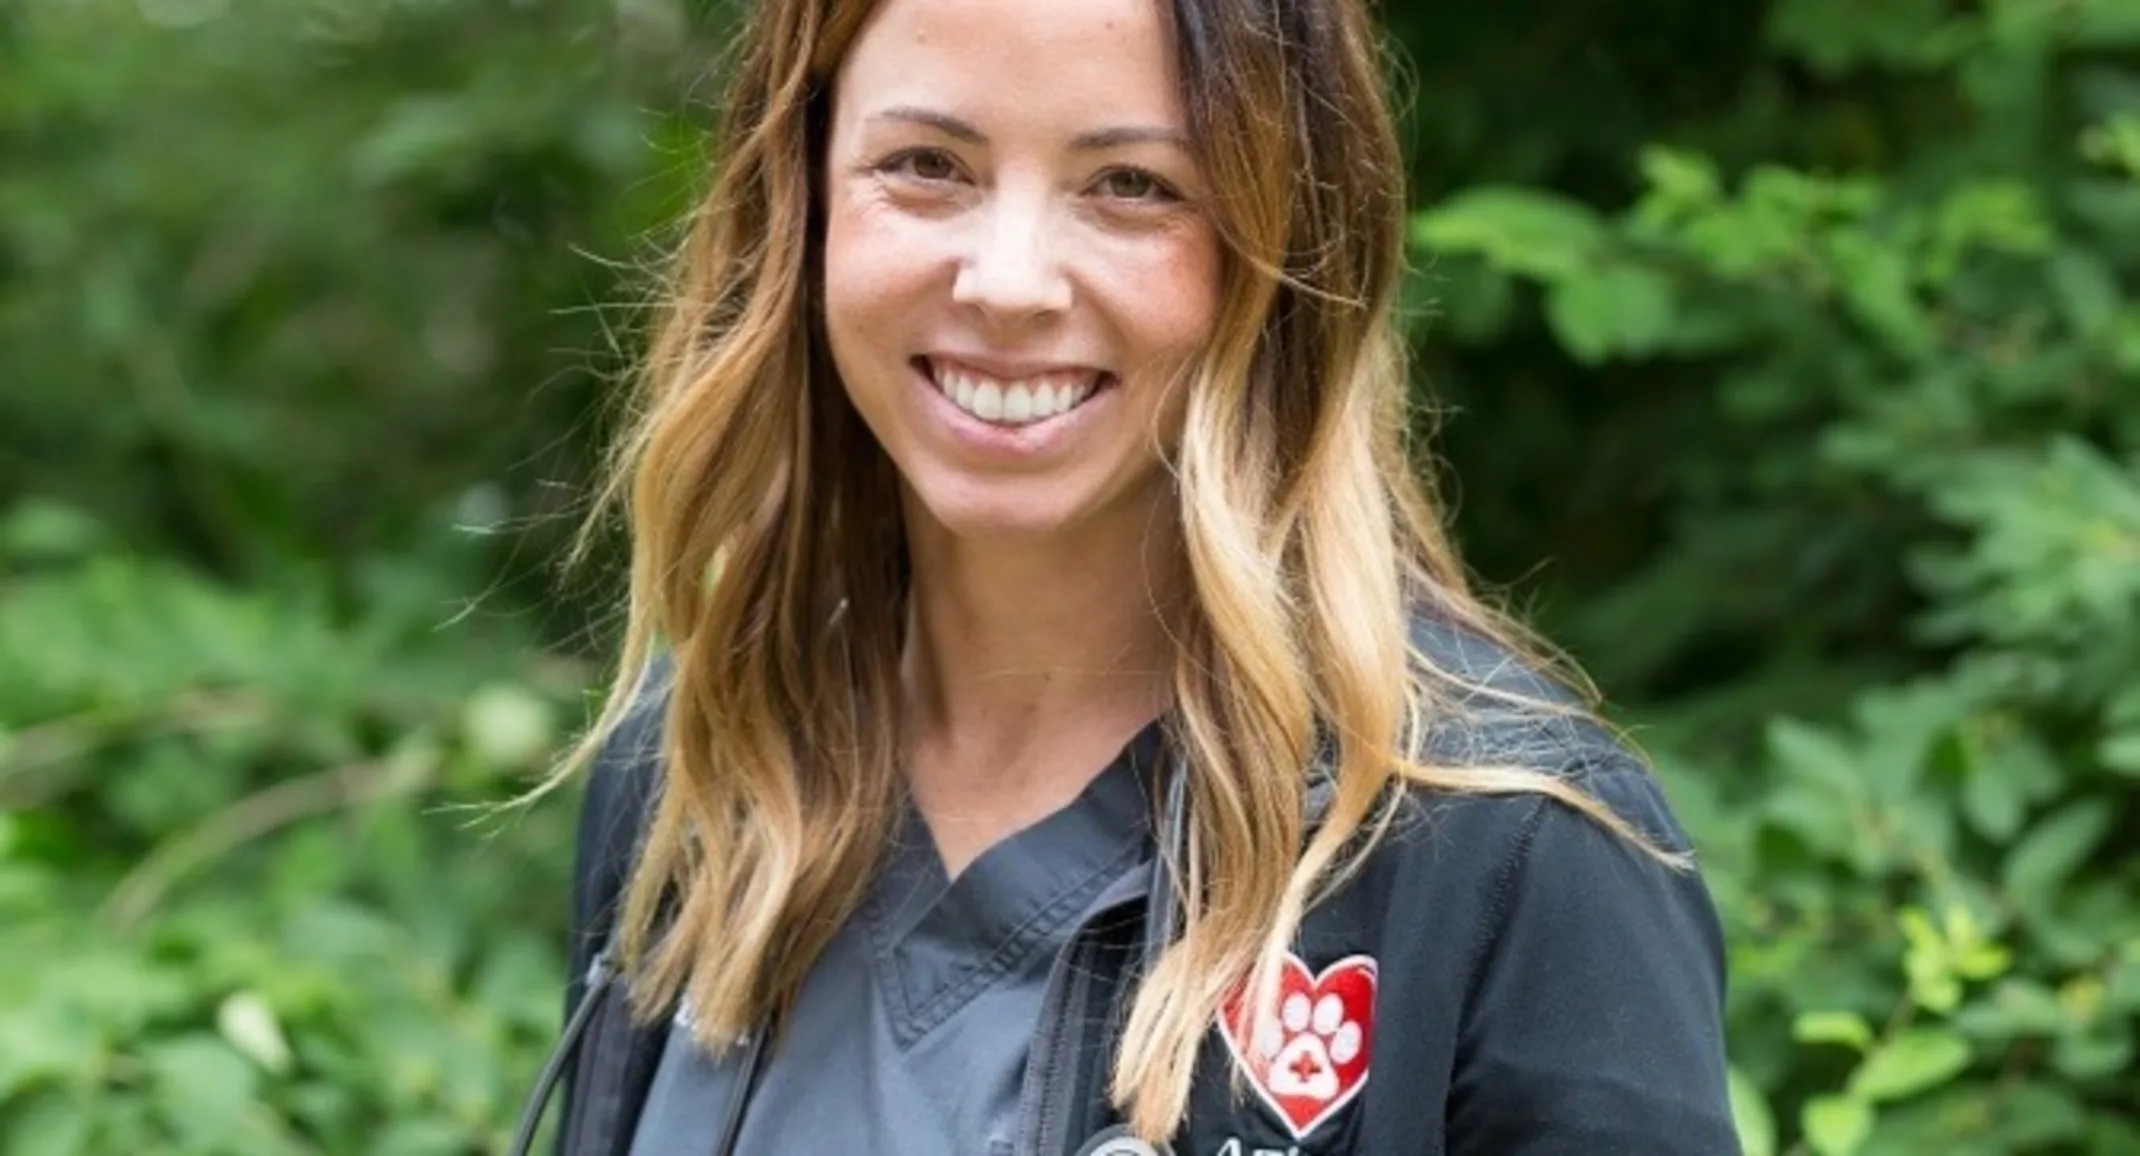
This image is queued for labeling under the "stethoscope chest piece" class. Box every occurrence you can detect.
[1073,1124,1174,1156]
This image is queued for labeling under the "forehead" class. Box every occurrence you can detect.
[834,0,1186,131]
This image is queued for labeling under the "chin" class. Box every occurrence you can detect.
[908,479,1092,543]
[920,503,1085,544]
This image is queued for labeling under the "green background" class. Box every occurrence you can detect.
[3,0,2137,1152]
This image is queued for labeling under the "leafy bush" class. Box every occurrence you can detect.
[1412,3,2140,1151]
[1,0,711,1150]
[0,502,583,1153]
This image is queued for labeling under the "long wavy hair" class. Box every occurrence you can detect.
[565,0,1666,1139]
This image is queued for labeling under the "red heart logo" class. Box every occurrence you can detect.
[1217,953,1377,1140]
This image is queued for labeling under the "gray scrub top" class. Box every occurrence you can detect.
[629,723,1162,1156]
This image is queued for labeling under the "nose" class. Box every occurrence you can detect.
[951,186,1071,323]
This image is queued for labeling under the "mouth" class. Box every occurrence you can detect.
[914,356,1116,428]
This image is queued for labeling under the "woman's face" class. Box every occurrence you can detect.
[822,0,1221,547]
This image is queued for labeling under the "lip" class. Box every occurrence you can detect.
[910,357,1115,458]
[923,351,1110,380]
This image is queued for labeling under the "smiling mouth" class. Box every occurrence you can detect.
[916,357,1114,427]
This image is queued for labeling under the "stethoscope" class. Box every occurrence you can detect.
[502,949,617,1156]
[505,760,1190,1156]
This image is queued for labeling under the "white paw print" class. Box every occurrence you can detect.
[1259,992,1363,1102]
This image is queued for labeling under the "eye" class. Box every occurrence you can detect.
[879,147,964,184]
[1093,167,1178,203]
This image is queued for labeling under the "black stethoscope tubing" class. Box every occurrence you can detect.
[505,952,615,1156]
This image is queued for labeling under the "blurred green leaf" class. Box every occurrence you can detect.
[2003,801,2115,905]
[216,991,292,1077]
[1728,1066,1778,1156]
[1793,1010,1875,1052]
[1848,1028,1972,1103]
[460,682,557,773]
[1544,265,1677,364]
[1410,187,1606,279]
[1803,1094,1874,1156]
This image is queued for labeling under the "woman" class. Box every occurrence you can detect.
[515,0,1739,1152]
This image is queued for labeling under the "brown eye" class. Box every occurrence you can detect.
[887,148,961,182]
[1096,167,1174,202]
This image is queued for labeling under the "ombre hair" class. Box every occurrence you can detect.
[564,0,1669,1140]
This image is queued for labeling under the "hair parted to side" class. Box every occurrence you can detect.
[560,0,1678,1141]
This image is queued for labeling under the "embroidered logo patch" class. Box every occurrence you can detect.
[1217,953,1376,1140]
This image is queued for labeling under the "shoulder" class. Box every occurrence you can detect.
[1336,615,1737,1152]
[1396,606,1688,845]
[1359,609,1714,959]
[578,658,672,845]
[568,658,674,955]
[1368,753,1705,931]
[1404,607,1626,777]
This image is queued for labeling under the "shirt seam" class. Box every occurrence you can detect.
[888,837,1146,1048]
[1453,755,1655,1012]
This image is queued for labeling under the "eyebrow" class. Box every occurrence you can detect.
[870,106,1191,153]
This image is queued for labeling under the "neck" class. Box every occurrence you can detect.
[897,504,1182,870]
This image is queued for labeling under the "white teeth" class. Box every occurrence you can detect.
[931,361,1102,427]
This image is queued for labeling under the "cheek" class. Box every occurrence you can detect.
[1100,226,1223,366]
[1137,229,1221,445]
[822,195,940,349]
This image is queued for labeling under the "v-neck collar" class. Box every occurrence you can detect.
[861,721,1164,1048]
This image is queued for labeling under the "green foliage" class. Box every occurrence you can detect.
[1,0,714,1150]
[0,0,707,579]
[1411,1,2140,1150]
[0,513,589,1153]
[4,0,2137,1151]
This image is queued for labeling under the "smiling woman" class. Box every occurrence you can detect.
[516,0,1739,1153]
[822,0,1217,564]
